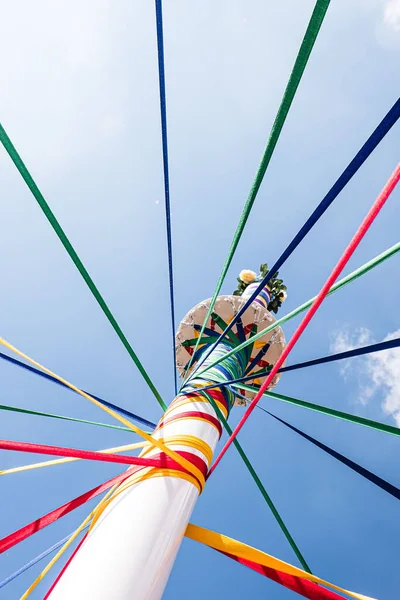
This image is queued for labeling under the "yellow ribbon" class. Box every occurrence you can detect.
[19,482,121,600]
[168,394,228,419]
[140,434,213,467]
[20,498,375,600]
[90,466,201,531]
[0,337,204,491]
[20,514,92,600]
[185,524,376,600]
[157,414,221,437]
[0,442,149,476]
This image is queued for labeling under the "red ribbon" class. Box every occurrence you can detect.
[219,551,345,599]
[0,448,207,554]
[185,388,229,414]
[158,411,222,438]
[43,533,89,598]
[0,469,139,554]
[0,439,205,475]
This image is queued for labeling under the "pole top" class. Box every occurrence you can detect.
[176,294,286,405]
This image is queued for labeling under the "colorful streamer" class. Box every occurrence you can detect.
[0,350,156,428]
[194,335,400,391]
[192,241,400,378]
[22,480,124,599]
[154,0,177,395]
[0,439,206,489]
[0,441,148,476]
[244,385,400,437]
[186,524,375,600]
[182,0,331,384]
[40,476,140,599]
[20,515,92,600]
[194,97,400,370]
[0,124,166,410]
[0,470,136,554]
[184,336,310,571]
[278,336,400,374]
[43,533,88,599]
[219,550,345,599]
[0,4,396,597]
[0,402,152,433]
[0,526,89,590]
[209,163,400,475]
[264,409,400,500]
[202,390,310,572]
[0,336,205,488]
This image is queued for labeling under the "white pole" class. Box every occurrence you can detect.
[47,395,223,600]
[48,289,285,600]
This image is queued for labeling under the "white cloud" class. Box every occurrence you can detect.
[330,327,372,380]
[330,328,400,425]
[375,0,400,48]
[383,0,400,31]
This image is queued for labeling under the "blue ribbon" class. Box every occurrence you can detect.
[196,336,400,392]
[0,351,156,429]
[0,526,90,589]
[155,0,177,395]
[192,97,400,370]
[263,408,400,501]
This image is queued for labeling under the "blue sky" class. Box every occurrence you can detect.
[0,0,399,598]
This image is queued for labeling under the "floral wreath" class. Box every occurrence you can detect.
[233,263,287,314]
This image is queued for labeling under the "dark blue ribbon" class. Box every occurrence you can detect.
[263,408,400,501]
[192,97,400,371]
[155,0,177,395]
[0,526,90,589]
[196,336,400,392]
[0,351,156,429]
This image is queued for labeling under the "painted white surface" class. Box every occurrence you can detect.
[48,399,221,600]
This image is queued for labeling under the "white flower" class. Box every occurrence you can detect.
[279,290,287,301]
[239,269,257,284]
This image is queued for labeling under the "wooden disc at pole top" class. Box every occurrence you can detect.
[176,295,286,405]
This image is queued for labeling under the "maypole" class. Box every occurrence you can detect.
[0,0,399,594]
[47,277,287,599]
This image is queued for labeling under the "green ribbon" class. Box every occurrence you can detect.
[236,385,400,437]
[195,241,400,378]
[182,0,331,386]
[0,403,152,434]
[202,391,311,573]
[0,124,166,411]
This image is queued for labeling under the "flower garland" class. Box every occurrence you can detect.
[233,263,287,314]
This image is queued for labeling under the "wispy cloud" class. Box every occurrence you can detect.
[375,0,400,49]
[330,327,372,377]
[383,0,400,32]
[330,327,400,425]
